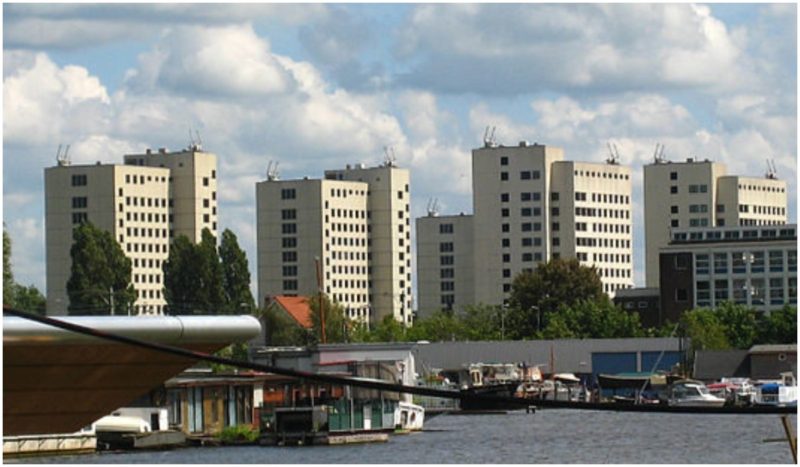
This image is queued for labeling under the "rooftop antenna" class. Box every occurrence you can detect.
[383,146,397,167]
[188,126,203,151]
[56,144,71,166]
[426,198,440,217]
[653,143,666,164]
[266,161,280,181]
[606,142,621,165]
[483,125,498,148]
[766,159,778,179]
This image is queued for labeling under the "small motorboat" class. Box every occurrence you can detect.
[667,379,726,407]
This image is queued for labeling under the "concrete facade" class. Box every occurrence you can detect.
[256,163,411,325]
[123,146,218,243]
[644,158,787,286]
[325,165,413,325]
[416,214,475,313]
[45,163,170,315]
[45,146,218,316]
[659,224,797,320]
[416,142,633,317]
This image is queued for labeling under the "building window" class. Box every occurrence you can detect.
[440,256,454,266]
[500,156,508,166]
[670,206,679,214]
[439,223,454,234]
[281,188,296,200]
[501,238,510,248]
[769,251,784,272]
[440,281,455,292]
[71,174,88,186]
[714,280,729,301]
[520,171,531,180]
[671,219,679,228]
[282,251,297,262]
[501,193,509,203]
[282,237,297,248]
[502,254,510,263]
[71,212,88,224]
[281,209,296,220]
[521,208,532,217]
[439,242,454,253]
[283,280,298,291]
[441,268,454,279]
[695,254,709,275]
[552,222,560,231]
[713,253,728,274]
[502,208,510,217]
[72,197,88,209]
[670,171,678,180]
[282,266,297,276]
[675,289,688,302]
[500,172,508,181]
[282,223,297,234]
[551,192,559,201]
[502,224,510,233]
[551,207,559,216]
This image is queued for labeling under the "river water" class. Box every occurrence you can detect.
[10,410,797,464]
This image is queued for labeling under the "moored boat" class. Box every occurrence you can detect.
[667,379,726,407]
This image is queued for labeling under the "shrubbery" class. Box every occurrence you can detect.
[219,424,259,443]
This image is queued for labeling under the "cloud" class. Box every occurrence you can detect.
[125,25,295,99]
[395,4,760,95]
[3,52,111,147]
[4,4,328,50]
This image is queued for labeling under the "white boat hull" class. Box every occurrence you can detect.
[394,402,425,431]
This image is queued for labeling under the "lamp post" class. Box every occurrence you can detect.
[500,304,507,340]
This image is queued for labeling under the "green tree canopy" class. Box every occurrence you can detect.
[164,229,226,314]
[540,298,643,339]
[66,222,136,315]
[219,229,255,314]
[506,258,604,339]
[680,307,730,352]
[758,305,797,344]
[715,301,759,349]
[4,228,14,306]
[309,294,349,344]
[3,228,47,315]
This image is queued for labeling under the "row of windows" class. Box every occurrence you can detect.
[673,227,795,242]
[575,192,631,204]
[125,196,168,209]
[597,268,631,279]
[696,277,797,306]
[331,237,367,247]
[331,279,368,289]
[136,288,163,300]
[330,188,367,198]
[125,211,168,223]
[519,170,542,180]
[694,250,797,275]
[126,242,167,254]
[324,223,368,235]
[576,237,632,249]
[739,219,785,226]
[125,227,168,239]
[133,258,162,269]
[738,184,785,193]
[575,207,631,219]
[124,174,167,185]
[133,273,162,284]
[740,204,786,216]
[574,170,630,180]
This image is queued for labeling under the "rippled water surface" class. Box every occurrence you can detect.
[11,410,797,464]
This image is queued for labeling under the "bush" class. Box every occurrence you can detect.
[219,424,259,443]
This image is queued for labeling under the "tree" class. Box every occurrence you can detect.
[163,235,200,314]
[196,229,225,313]
[506,258,604,339]
[309,294,349,344]
[680,307,730,353]
[66,222,136,315]
[4,228,14,306]
[218,229,255,314]
[715,301,759,349]
[460,305,504,341]
[163,229,225,315]
[540,298,643,339]
[259,302,312,346]
[757,305,797,344]
[14,285,46,315]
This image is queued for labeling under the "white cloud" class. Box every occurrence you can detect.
[3,52,110,147]
[125,25,294,99]
[396,4,761,95]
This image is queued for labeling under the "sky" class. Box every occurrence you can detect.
[3,3,797,303]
